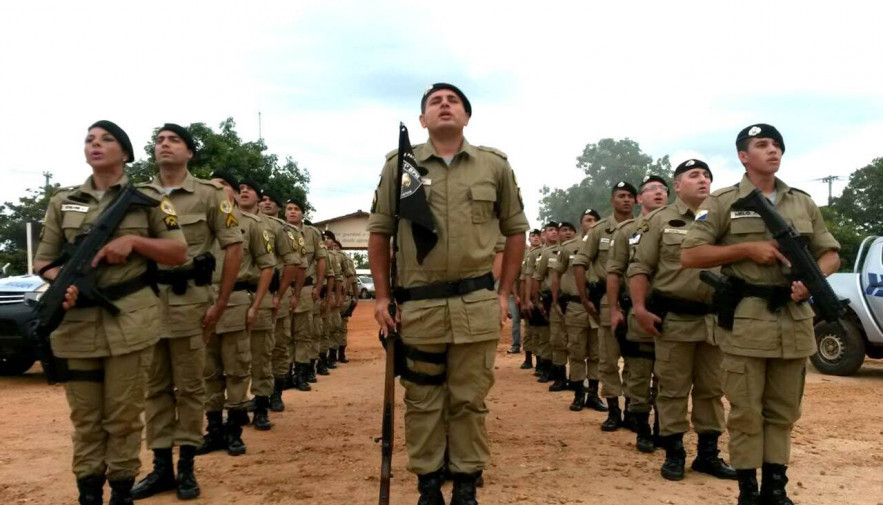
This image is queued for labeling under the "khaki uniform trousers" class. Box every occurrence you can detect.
[598,324,626,398]
[722,354,806,469]
[204,328,250,412]
[550,308,567,366]
[144,335,206,448]
[66,347,153,480]
[655,338,725,437]
[312,300,324,359]
[250,307,276,397]
[320,308,333,353]
[624,349,655,414]
[292,285,316,364]
[564,302,599,382]
[272,312,292,378]
[522,320,534,353]
[534,324,551,360]
[402,339,497,476]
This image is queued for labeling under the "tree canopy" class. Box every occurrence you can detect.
[0,180,59,275]
[127,118,311,213]
[538,138,672,223]
[828,157,883,270]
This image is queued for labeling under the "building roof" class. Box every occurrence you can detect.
[312,210,369,228]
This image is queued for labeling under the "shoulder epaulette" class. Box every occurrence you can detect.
[711,186,739,197]
[194,177,225,190]
[384,149,398,161]
[645,206,668,221]
[53,185,78,197]
[615,218,635,230]
[476,145,508,159]
[241,211,262,222]
[134,182,164,198]
[789,187,811,197]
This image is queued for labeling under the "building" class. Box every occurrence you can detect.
[312,210,369,250]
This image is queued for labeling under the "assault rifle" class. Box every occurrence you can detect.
[25,184,160,384]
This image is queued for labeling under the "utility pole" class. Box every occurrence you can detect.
[814,175,844,205]
[42,171,51,194]
[258,111,263,142]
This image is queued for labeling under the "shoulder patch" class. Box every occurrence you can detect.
[476,145,508,159]
[219,199,233,214]
[695,209,709,221]
[160,196,177,216]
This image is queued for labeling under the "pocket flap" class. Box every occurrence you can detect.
[470,185,497,202]
[179,213,207,226]
[61,211,87,230]
[721,359,746,374]
[463,288,497,303]
[790,218,813,235]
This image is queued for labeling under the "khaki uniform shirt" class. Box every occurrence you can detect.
[607,216,652,341]
[241,211,277,311]
[292,223,325,314]
[265,214,304,319]
[552,237,582,297]
[151,172,243,338]
[367,138,529,344]
[682,174,840,358]
[522,246,543,283]
[36,175,186,358]
[533,243,561,292]
[573,215,626,324]
[629,198,715,343]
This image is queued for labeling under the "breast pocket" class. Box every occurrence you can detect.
[790,218,813,236]
[469,185,497,224]
[178,213,209,247]
[61,211,88,243]
[117,210,150,237]
[661,231,686,262]
[729,216,766,240]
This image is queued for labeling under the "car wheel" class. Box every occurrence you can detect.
[360,288,368,299]
[810,319,866,376]
[0,351,36,376]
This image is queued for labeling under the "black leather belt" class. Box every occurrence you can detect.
[393,272,494,303]
[233,281,256,292]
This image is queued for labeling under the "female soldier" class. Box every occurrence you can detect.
[34,120,186,505]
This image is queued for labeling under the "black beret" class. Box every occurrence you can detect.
[612,181,637,197]
[529,229,542,236]
[640,174,669,190]
[674,159,713,181]
[89,120,133,163]
[286,197,306,211]
[158,123,196,153]
[582,208,601,221]
[421,83,472,117]
[263,188,284,208]
[304,219,313,226]
[544,221,559,229]
[736,123,785,153]
[210,170,237,189]
[334,240,343,249]
[322,230,336,240]
[237,178,262,197]
[558,221,577,232]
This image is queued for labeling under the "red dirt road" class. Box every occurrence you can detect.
[1,300,882,504]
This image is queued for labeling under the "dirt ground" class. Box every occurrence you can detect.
[1,300,882,505]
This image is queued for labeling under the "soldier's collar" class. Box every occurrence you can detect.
[80,174,128,200]
[674,197,691,216]
[417,137,476,163]
[737,172,792,198]
[152,170,196,193]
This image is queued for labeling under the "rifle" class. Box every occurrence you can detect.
[731,189,845,324]
[25,184,160,384]
[378,126,407,505]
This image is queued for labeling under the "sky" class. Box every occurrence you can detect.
[1,0,881,225]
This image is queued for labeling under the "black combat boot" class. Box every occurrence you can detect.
[76,474,105,505]
[760,463,795,505]
[736,469,760,505]
[131,448,176,499]
[660,433,687,481]
[270,377,286,412]
[634,412,655,453]
[252,395,273,431]
[416,468,446,505]
[601,398,623,432]
[338,345,349,363]
[533,357,544,377]
[691,432,737,480]
[196,411,226,455]
[327,349,338,369]
[308,359,318,383]
[225,409,248,456]
[520,351,533,369]
[549,365,568,392]
[538,359,553,383]
[108,477,135,505]
[450,472,481,505]
[569,381,586,411]
[622,397,638,433]
[295,363,312,391]
[317,355,330,376]
[584,380,607,412]
[176,445,200,500]
[283,363,296,390]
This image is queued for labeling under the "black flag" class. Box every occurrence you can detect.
[397,123,438,264]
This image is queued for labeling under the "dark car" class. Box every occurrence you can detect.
[0,275,47,375]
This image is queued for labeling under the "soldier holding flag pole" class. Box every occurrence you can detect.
[368,83,528,505]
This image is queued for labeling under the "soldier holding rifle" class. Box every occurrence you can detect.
[368,83,528,505]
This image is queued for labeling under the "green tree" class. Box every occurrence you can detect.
[819,206,863,272]
[0,179,60,275]
[538,138,672,223]
[351,251,369,270]
[127,118,312,213]
[827,157,883,271]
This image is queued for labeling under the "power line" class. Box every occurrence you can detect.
[812,175,845,205]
